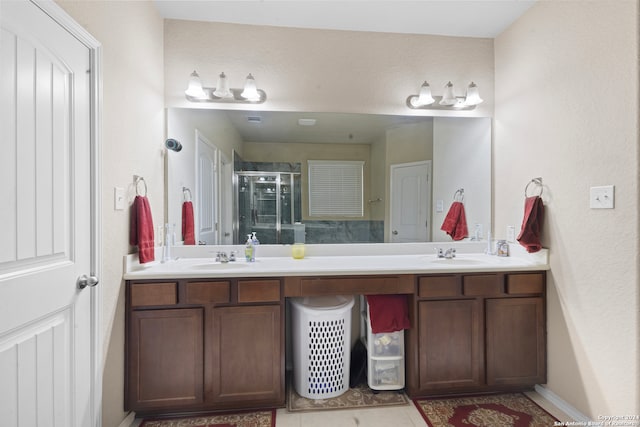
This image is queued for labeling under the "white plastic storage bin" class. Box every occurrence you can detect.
[360,296,405,391]
[290,295,355,399]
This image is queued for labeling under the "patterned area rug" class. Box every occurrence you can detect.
[413,393,559,427]
[287,382,410,412]
[139,409,275,427]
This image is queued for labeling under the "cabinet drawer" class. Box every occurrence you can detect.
[130,282,177,307]
[418,276,460,298]
[186,281,231,304]
[507,273,544,295]
[238,280,281,303]
[463,275,503,296]
[299,276,413,295]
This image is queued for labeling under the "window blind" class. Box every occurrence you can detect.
[308,160,364,216]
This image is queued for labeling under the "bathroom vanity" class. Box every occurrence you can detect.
[123,243,548,416]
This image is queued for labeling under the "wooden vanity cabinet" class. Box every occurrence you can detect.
[128,307,205,410]
[210,305,282,405]
[125,278,284,415]
[408,271,546,396]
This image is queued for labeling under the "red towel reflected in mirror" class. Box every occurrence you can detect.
[182,201,195,245]
[441,201,468,241]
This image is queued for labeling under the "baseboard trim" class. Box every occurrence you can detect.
[535,384,590,422]
[118,411,137,427]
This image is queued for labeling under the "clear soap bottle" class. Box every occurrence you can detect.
[244,234,254,262]
[251,232,259,261]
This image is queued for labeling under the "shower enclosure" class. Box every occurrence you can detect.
[234,171,301,244]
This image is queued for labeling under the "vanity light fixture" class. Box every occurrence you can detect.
[184,70,267,104]
[406,81,483,110]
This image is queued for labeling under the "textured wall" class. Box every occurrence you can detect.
[164,19,494,118]
[55,2,165,427]
[495,0,639,417]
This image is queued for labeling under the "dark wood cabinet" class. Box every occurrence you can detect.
[408,271,546,396]
[125,278,284,415]
[210,305,283,406]
[486,297,546,386]
[126,269,546,415]
[418,299,482,390]
[127,308,204,410]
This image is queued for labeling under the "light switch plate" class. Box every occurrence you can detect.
[114,187,125,211]
[590,185,614,209]
[436,199,444,213]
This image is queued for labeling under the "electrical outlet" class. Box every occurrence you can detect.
[590,185,614,209]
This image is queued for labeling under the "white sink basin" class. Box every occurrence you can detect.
[429,258,487,265]
[188,262,248,270]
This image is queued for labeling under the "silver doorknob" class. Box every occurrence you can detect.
[77,274,99,289]
[392,230,398,235]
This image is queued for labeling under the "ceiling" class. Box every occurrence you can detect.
[220,110,430,144]
[154,0,536,38]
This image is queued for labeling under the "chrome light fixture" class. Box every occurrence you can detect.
[406,80,483,110]
[185,70,267,104]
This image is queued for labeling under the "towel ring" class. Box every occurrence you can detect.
[134,176,147,197]
[183,187,192,202]
[453,188,464,202]
[525,177,543,197]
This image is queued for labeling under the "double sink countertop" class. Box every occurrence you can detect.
[123,242,549,280]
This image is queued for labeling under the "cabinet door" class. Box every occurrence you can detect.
[127,308,204,411]
[486,297,546,386]
[210,305,284,405]
[418,299,482,390]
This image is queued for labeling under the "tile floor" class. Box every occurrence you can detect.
[274,390,574,426]
[132,390,574,427]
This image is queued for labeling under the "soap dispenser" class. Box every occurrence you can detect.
[251,232,259,261]
[244,234,254,262]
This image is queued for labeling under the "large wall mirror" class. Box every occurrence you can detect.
[166,108,491,245]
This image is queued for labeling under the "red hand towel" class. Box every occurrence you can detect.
[440,201,468,241]
[182,201,195,245]
[517,196,544,253]
[130,195,155,263]
[366,295,411,334]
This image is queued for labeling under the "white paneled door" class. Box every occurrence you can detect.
[196,131,218,244]
[0,2,99,427]
[390,161,432,242]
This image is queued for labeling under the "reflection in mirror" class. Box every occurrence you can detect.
[166,108,491,245]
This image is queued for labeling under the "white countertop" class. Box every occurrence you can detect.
[123,242,549,280]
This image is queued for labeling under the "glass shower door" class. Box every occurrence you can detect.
[236,171,301,244]
[237,173,279,244]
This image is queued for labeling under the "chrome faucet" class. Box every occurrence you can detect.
[436,248,456,259]
[215,251,229,263]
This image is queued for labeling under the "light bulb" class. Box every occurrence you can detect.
[410,81,435,107]
[241,73,261,101]
[464,82,484,106]
[213,72,232,98]
[439,81,457,106]
[185,70,206,99]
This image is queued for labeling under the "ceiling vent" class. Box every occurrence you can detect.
[298,118,317,126]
